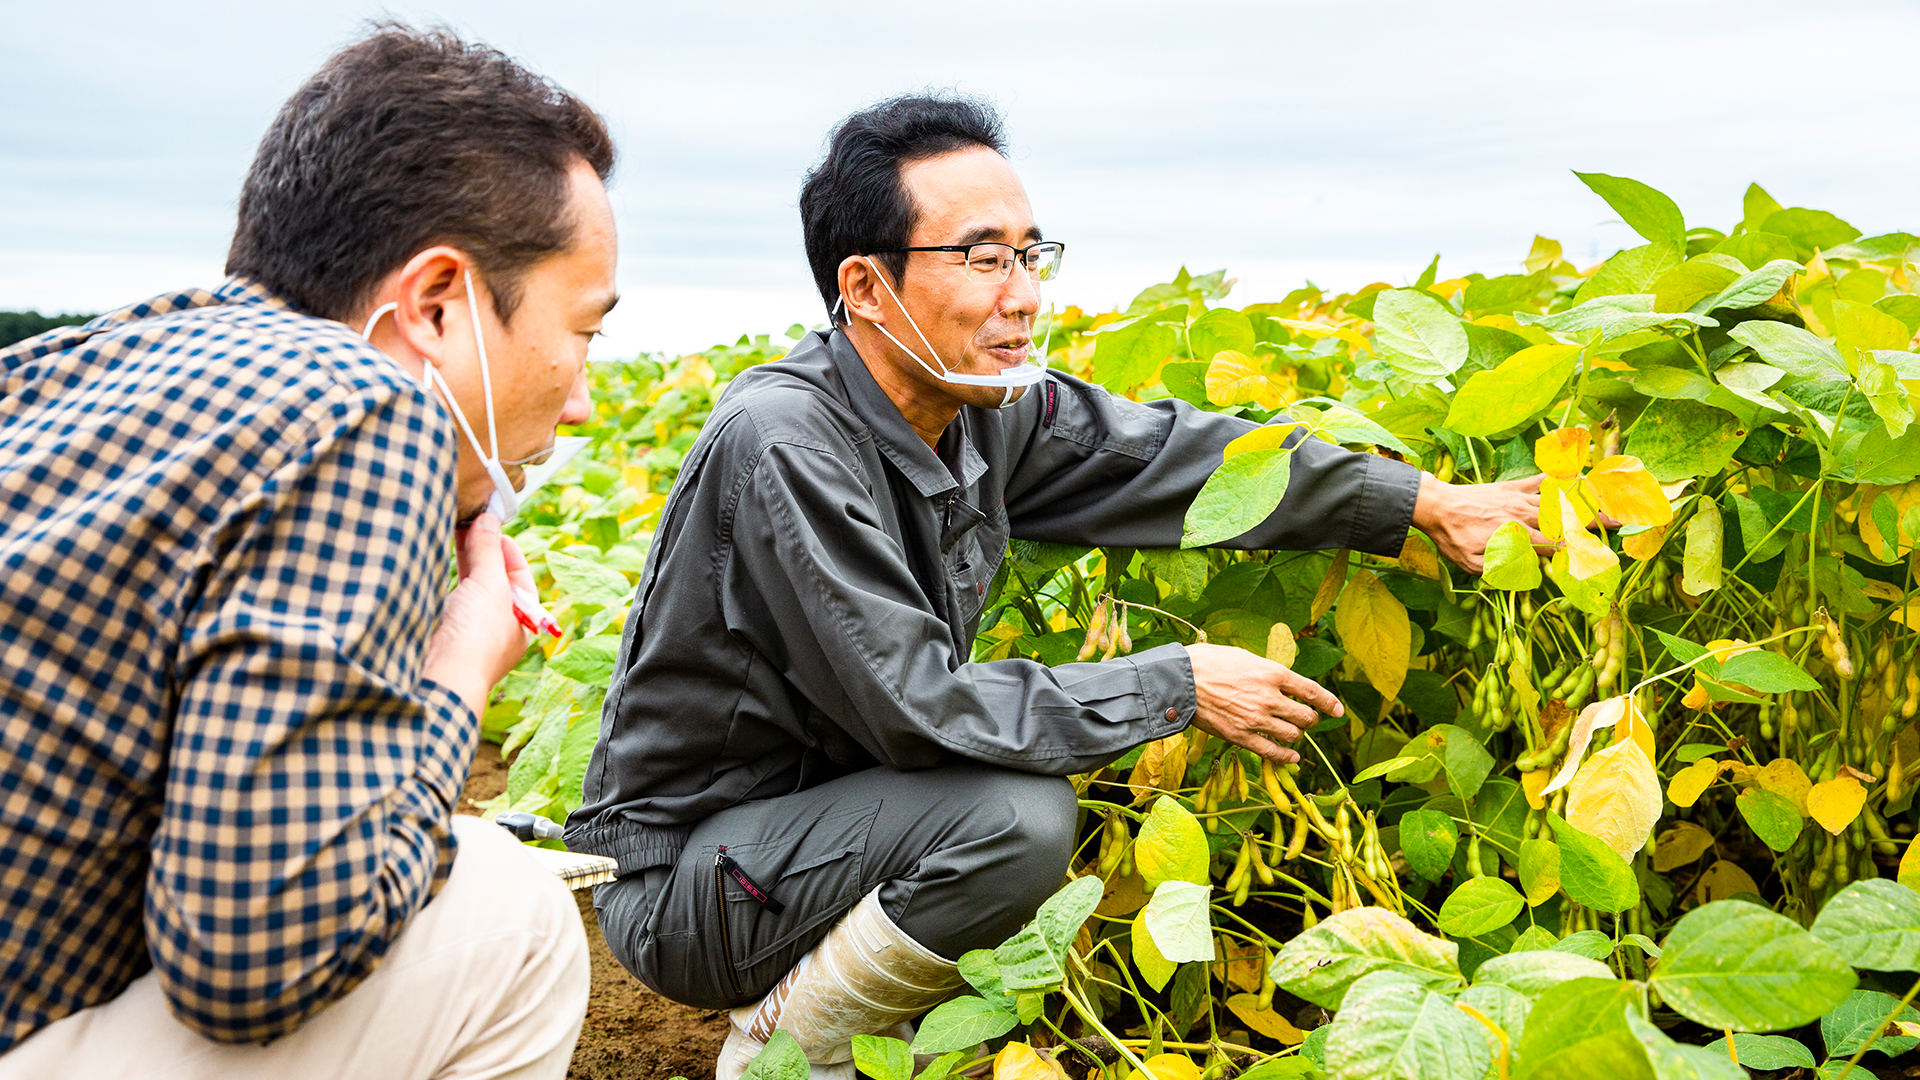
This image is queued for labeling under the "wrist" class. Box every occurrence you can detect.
[1411,472,1446,533]
[423,659,490,720]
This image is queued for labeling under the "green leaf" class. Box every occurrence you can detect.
[1521,293,1714,340]
[1728,491,1788,563]
[1650,899,1857,1032]
[1439,877,1526,938]
[1094,318,1177,391]
[1717,650,1819,692]
[1481,520,1544,591]
[1703,259,1803,312]
[1269,906,1464,1010]
[544,550,633,607]
[1762,207,1862,260]
[908,997,1019,1055]
[1472,950,1614,996]
[1135,796,1211,892]
[1811,879,1920,972]
[1312,404,1418,456]
[1374,289,1470,378]
[1577,247,1686,305]
[1518,838,1561,906]
[1510,925,1558,953]
[1626,400,1744,482]
[1700,1033,1815,1071]
[1548,815,1639,914]
[1551,930,1616,960]
[1139,547,1210,599]
[1576,172,1687,253]
[743,1030,812,1080]
[1444,344,1583,436]
[1398,808,1459,883]
[1728,320,1850,379]
[1681,503,1725,597]
[545,636,621,684]
[1623,1007,1748,1080]
[555,712,599,814]
[1323,971,1491,1080]
[992,874,1101,993]
[1183,446,1293,548]
[1189,308,1255,361]
[1822,989,1920,1059]
[1142,880,1213,963]
[851,1034,914,1080]
[1513,977,1648,1080]
[910,1052,969,1080]
[1736,787,1804,853]
[1650,628,1713,672]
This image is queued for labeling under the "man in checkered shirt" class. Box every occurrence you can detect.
[0,26,617,1078]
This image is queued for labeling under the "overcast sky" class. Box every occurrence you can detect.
[5,1,1917,357]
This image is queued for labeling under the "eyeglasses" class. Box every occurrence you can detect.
[871,241,1065,284]
[500,443,559,469]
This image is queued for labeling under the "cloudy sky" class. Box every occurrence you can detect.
[5,1,1917,357]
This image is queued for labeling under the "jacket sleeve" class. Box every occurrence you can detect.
[1003,374,1420,556]
[147,381,472,1043]
[725,439,1193,774]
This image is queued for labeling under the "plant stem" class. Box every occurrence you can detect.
[1834,972,1920,1079]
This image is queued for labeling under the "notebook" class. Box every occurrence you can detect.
[525,845,619,890]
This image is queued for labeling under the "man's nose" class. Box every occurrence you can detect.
[558,367,592,427]
[998,264,1041,320]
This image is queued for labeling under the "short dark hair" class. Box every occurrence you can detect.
[799,94,1007,324]
[225,24,615,324]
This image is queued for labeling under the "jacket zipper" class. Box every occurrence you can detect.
[714,849,746,1000]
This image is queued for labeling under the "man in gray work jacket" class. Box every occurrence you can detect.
[567,95,1541,1078]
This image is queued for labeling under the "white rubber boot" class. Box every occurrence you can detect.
[715,887,964,1080]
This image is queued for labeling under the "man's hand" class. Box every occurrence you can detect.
[425,512,536,716]
[1411,472,1548,574]
[1185,643,1343,765]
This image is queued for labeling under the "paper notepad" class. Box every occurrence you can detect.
[525,846,619,890]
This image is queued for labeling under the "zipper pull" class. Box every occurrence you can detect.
[716,846,786,914]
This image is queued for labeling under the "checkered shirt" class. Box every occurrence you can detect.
[0,276,475,1051]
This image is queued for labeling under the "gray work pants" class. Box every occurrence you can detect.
[592,762,1077,1010]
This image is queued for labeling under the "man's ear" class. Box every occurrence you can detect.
[837,255,886,327]
[390,246,473,362]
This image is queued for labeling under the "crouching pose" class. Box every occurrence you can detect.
[566,95,1536,1077]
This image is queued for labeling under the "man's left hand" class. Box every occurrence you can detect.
[1411,472,1547,574]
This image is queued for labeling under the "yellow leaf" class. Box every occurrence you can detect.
[1895,1021,1920,1039]
[1129,736,1188,804]
[1126,1054,1202,1080]
[1207,351,1287,410]
[1612,695,1656,762]
[1695,859,1762,904]
[1622,523,1671,562]
[1226,994,1306,1044]
[1522,768,1551,810]
[1754,758,1813,815]
[1561,494,1620,581]
[1398,532,1441,580]
[1539,478,1597,540]
[1335,569,1411,704]
[1652,821,1717,871]
[1097,870,1148,916]
[1536,426,1591,480]
[1130,912,1177,992]
[1899,839,1920,892]
[1862,579,1905,602]
[1667,758,1722,808]
[1310,550,1350,625]
[1223,423,1305,459]
[1583,455,1674,527]
[996,1042,1068,1080]
[1543,695,1637,796]
[1566,738,1663,862]
[1266,623,1298,668]
[1808,776,1867,835]
[622,465,652,492]
[1215,939,1266,992]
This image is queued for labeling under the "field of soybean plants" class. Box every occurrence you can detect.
[479,172,1920,1080]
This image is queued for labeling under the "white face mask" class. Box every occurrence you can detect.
[360,270,522,521]
[843,255,1050,409]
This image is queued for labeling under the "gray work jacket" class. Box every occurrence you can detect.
[565,329,1419,874]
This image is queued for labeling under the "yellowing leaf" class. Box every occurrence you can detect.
[1398,531,1441,580]
[1207,351,1288,410]
[1612,694,1656,761]
[1226,994,1306,1044]
[1266,622,1298,668]
[1584,455,1674,526]
[1335,569,1411,704]
[1808,775,1867,835]
[1539,478,1597,540]
[1126,1053,1202,1080]
[1754,758,1813,815]
[1096,870,1149,917]
[1215,938,1266,992]
[1310,549,1349,625]
[996,1042,1068,1080]
[1694,859,1762,904]
[1536,426,1592,479]
[1130,911,1177,991]
[1622,523,1671,562]
[1129,735,1187,804]
[1667,758,1725,808]
[1561,494,1620,581]
[1223,423,1304,459]
[1900,839,1920,892]
[1522,768,1551,810]
[1652,821,1717,871]
[1543,695,1637,796]
[1566,738,1663,861]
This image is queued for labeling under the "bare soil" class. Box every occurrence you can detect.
[462,743,728,1079]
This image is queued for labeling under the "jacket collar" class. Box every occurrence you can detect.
[821,329,987,498]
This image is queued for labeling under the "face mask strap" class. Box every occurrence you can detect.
[463,271,502,465]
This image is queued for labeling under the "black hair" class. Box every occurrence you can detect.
[225,23,615,324]
[798,93,1007,324]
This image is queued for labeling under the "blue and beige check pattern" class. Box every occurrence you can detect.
[0,277,475,1051]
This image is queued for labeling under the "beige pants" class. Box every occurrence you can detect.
[1,816,589,1080]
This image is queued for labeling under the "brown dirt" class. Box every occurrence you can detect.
[462,742,728,1079]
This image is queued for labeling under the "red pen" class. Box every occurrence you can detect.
[511,586,563,638]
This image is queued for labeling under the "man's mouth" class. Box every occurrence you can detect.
[981,339,1033,367]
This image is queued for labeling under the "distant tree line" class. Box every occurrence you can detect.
[1,311,101,349]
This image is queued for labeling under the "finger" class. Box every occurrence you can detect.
[460,512,508,587]
[1235,731,1298,766]
[1259,720,1304,745]
[1271,665,1343,716]
[1509,474,1545,494]
[500,533,537,593]
[1265,696,1319,730]
[454,526,474,579]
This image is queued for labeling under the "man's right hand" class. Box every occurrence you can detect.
[425,512,537,717]
[1184,642,1344,765]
